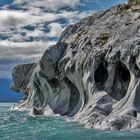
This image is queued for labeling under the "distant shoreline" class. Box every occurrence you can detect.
[0,102,16,104]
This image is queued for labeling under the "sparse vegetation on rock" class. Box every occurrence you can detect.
[128,0,140,5]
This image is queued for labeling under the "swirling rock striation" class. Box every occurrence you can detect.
[11,3,140,130]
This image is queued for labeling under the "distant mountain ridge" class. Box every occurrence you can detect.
[0,79,22,102]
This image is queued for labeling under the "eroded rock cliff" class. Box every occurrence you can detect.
[11,3,140,130]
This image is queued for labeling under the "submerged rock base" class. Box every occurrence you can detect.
[11,3,140,130]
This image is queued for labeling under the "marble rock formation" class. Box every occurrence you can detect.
[11,3,140,130]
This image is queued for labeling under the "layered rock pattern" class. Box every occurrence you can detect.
[11,4,140,130]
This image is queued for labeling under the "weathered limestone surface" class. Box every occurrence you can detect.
[11,3,140,130]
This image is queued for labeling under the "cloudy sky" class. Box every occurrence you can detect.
[0,0,128,80]
[0,0,128,102]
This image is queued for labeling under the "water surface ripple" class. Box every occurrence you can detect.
[0,104,140,140]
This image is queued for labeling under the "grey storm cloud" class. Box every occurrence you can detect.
[0,10,82,29]
[0,41,55,78]
[0,41,56,64]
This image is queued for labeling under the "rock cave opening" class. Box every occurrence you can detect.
[94,61,108,88]
[112,62,130,100]
[63,78,80,116]
[48,78,60,88]
[33,108,43,115]
[133,110,137,118]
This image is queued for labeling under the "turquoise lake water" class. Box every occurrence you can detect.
[0,104,140,140]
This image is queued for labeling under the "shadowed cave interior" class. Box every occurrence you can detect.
[94,61,130,101]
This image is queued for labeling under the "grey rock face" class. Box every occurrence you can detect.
[11,4,140,130]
